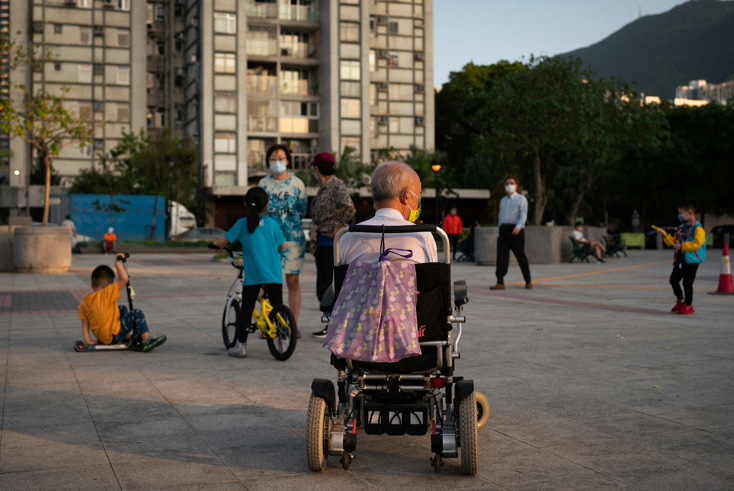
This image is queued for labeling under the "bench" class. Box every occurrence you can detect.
[569,237,592,263]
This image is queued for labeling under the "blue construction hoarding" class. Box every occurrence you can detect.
[70,194,165,241]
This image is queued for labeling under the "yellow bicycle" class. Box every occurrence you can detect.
[214,245,297,361]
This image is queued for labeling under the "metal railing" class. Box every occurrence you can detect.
[247,1,278,19]
[279,4,318,22]
[280,42,311,59]
[246,74,277,93]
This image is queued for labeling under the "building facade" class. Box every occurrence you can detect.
[675,78,734,105]
[182,0,434,202]
[5,0,147,189]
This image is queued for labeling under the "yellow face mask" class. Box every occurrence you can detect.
[406,189,421,223]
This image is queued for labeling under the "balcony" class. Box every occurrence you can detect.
[247,1,278,20]
[280,42,312,59]
[247,74,277,94]
[280,79,310,96]
[147,55,165,73]
[246,40,278,57]
[248,115,278,132]
[280,4,318,22]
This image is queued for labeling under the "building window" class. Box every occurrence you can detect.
[79,144,92,158]
[77,0,91,8]
[215,92,237,113]
[280,101,318,134]
[78,103,92,121]
[118,0,130,11]
[342,0,360,4]
[54,63,62,72]
[214,172,236,186]
[370,83,377,105]
[215,132,237,153]
[388,22,398,34]
[340,98,360,119]
[340,22,359,42]
[80,27,92,46]
[54,24,63,34]
[388,51,398,68]
[369,50,376,72]
[157,41,165,55]
[78,64,92,83]
[341,81,361,97]
[214,53,236,73]
[146,4,154,24]
[114,104,130,122]
[341,137,360,156]
[369,17,375,33]
[340,60,360,80]
[156,4,165,22]
[116,66,131,85]
[214,13,237,34]
[118,30,130,47]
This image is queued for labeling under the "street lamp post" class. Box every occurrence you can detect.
[431,161,442,225]
[165,156,176,241]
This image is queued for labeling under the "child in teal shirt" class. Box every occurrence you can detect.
[213,187,285,357]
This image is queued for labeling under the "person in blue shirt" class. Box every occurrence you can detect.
[490,176,532,290]
[212,187,285,358]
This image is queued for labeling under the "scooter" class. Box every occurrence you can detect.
[74,253,145,352]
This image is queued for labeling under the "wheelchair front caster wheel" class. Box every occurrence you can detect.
[431,454,442,474]
[340,451,352,470]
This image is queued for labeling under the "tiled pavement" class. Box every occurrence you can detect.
[0,249,733,490]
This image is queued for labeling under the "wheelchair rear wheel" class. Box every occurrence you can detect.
[459,392,478,475]
[306,393,330,472]
[221,298,240,349]
[266,304,297,361]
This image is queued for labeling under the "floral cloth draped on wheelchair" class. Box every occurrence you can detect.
[322,246,422,363]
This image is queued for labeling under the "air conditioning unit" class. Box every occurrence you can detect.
[93,26,104,36]
[103,0,116,8]
[377,83,388,91]
[32,22,43,33]
[415,116,425,126]
[377,49,389,59]
[415,84,425,93]
[94,139,105,149]
[93,64,104,74]
[377,16,388,24]
[93,101,104,112]
[378,116,389,124]
[147,22,155,31]
[414,51,425,61]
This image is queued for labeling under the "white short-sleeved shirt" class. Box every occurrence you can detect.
[572,230,585,242]
[338,208,438,265]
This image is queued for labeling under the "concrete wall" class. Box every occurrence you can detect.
[13,227,71,274]
[475,226,608,265]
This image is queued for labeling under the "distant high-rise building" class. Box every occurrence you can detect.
[675,78,734,105]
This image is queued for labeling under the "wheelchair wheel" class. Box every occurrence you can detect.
[476,391,490,431]
[221,298,240,349]
[459,392,478,475]
[306,393,330,472]
[266,304,297,361]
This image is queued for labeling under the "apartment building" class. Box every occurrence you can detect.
[675,78,734,105]
[4,0,147,188]
[182,0,433,223]
[0,0,9,185]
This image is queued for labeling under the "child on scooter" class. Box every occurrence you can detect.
[78,254,167,351]
[212,187,286,358]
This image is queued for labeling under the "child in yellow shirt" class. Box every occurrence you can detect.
[78,254,166,351]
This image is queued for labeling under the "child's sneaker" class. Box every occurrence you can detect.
[678,304,695,315]
[143,336,167,352]
[228,341,247,358]
[671,301,685,312]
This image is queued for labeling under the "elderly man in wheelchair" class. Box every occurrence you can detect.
[306,162,488,475]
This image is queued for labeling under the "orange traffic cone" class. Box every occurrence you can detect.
[708,243,734,295]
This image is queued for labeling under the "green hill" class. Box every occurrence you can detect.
[562,0,734,98]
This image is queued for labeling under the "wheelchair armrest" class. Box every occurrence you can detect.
[454,280,469,307]
[320,285,336,312]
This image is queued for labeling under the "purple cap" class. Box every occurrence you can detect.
[309,152,335,170]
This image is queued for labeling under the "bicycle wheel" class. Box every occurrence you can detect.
[266,304,297,361]
[221,298,240,349]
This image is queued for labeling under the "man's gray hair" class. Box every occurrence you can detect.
[371,161,418,201]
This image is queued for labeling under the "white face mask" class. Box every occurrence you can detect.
[269,160,287,174]
[505,184,516,194]
[450,210,457,215]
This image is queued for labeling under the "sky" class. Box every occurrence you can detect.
[433,0,688,87]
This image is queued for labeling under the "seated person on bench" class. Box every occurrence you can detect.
[78,255,166,351]
[340,161,438,264]
[572,222,607,263]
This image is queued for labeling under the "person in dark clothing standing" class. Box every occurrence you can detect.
[490,176,532,290]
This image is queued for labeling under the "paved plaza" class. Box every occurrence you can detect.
[0,249,733,490]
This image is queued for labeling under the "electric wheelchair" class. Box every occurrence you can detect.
[306,225,487,475]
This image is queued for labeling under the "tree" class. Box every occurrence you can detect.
[435,61,526,187]
[30,151,61,186]
[468,56,595,224]
[0,34,94,225]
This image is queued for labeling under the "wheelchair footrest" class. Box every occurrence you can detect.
[364,402,428,436]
